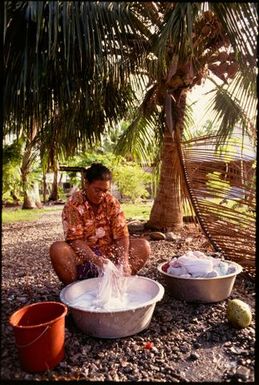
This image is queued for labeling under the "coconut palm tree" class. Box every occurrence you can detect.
[3,1,144,145]
[20,125,43,209]
[115,2,257,231]
[4,2,257,229]
[4,1,145,207]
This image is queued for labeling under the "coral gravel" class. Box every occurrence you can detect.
[1,206,255,382]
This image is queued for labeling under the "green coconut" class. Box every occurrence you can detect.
[226,299,252,328]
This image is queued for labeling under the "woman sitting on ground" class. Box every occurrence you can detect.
[49,163,151,285]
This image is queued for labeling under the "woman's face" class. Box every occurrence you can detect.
[85,179,111,205]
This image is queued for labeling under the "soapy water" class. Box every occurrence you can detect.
[70,260,151,311]
[72,288,151,311]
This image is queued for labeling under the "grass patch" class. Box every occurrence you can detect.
[2,208,45,223]
[2,206,63,224]
[3,200,220,224]
[119,202,153,221]
[2,203,153,224]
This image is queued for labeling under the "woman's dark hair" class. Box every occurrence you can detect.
[83,163,112,183]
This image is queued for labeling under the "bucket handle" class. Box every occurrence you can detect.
[15,325,50,349]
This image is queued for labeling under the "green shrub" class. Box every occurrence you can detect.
[3,140,23,202]
[113,163,152,202]
[66,151,152,202]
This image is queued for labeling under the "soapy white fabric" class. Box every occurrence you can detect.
[177,255,213,275]
[71,261,152,311]
[94,260,127,309]
[167,251,235,278]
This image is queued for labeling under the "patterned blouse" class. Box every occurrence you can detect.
[62,190,129,256]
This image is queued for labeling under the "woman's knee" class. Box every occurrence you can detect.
[130,238,151,257]
[141,238,151,256]
[49,241,77,284]
[49,241,73,261]
[50,240,69,254]
[49,241,76,271]
[129,238,151,274]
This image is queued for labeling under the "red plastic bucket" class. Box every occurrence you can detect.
[9,301,68,372]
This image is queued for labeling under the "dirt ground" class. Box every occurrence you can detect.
[1,206,255,382]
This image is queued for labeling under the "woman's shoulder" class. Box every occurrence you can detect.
[65,190,85,207]
[105,193,122,213]
[105,192,119,204]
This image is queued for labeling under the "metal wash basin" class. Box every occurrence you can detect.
[157,260,242,303]
[60,276,164,338]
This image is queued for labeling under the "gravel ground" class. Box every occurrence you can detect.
[1,206,255,382]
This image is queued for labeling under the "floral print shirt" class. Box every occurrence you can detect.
[62,190,129,256]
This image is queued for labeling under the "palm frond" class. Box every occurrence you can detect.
[204,77,256,147]
[180,133,256,267]
[114,111,162,164]
[226,71,257,131]
[180,102,195,141]
[114,83,164,163]
[210,2,257,62]
[153,3,201,75]
[4,1,148,136]
[3,138,24,166]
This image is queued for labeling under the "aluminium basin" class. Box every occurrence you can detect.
[157,260,242,303]
[60,275,164,338]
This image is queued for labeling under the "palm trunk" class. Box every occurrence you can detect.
[48,163,59,201]
[20,120,39,209]
[147,91,187,231]
[10,191,20,205]
[42,172,47,203]
[21,147,36,209]
[147,130,183,231]
[31,181,43,208]
[21,172,36,209]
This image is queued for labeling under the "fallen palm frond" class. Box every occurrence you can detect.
[179,133,256,269]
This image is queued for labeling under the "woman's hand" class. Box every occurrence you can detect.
[120,261,132,276]
[95,256,109,269]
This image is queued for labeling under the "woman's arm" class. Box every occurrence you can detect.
[69,239,107,268]
[114,236,132,275]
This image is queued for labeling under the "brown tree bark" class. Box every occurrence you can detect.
[32,181,43,208]
[147,130,184,231]
[10,191,20,206]
[21,172,36,209]
[48,162,59,201]
[21,149,36,209]
[20,120,41,209]
[22,191,36,209]
[147,91,187,231]
[42,173,47,203]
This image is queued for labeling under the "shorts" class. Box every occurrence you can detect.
[76,246,101,280]
[76,261,99,280]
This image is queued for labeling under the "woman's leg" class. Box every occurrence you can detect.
[49,241,78,285]
[50,238,151,283]
[128,238,151,275]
